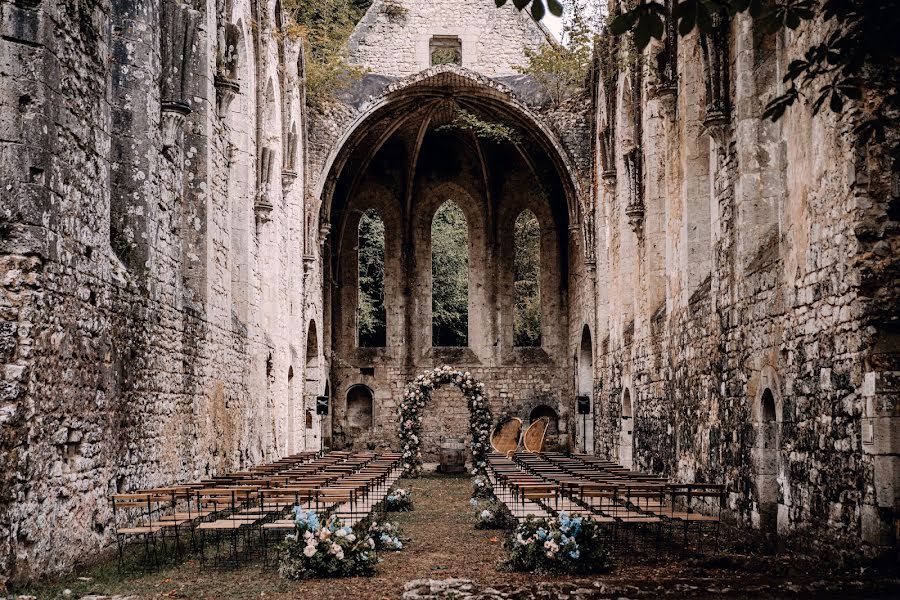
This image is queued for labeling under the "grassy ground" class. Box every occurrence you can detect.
[15,474,900,599]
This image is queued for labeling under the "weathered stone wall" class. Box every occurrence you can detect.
[348,0,549,79]
[589,6,899,559]
[0,0,323,586]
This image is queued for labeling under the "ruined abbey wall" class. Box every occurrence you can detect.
[0,0,896,587]
[588,6,899,557]
[0,0,324,585]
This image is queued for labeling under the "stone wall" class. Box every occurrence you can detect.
[348,0,549,79]
[0,0,324,586]
[1,0,896,587]
[588,5,899,558]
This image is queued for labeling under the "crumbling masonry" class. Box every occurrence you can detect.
[0,0,897,585]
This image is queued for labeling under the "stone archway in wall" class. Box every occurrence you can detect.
[319,66,581,455]
[751,365,788,550]
[304,320,320,450]
[577,324,594,453]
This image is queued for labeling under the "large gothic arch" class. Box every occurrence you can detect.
[321,65,580,456]
[314,65,582,230]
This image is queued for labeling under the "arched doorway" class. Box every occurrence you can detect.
[620,388,634,469]
[576,325,594,453]
[754,386,781,549]
[304,321,320,450]
[287,365,295,454]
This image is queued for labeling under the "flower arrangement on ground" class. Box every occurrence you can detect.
[277,508,378,580]
[367,519,405,551]
[502,512,611,574]
[471,474,494,499]
[384,487,413,512]
[397,365,493,478]
[470,497,517,530]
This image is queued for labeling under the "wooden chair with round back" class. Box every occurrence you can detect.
[490,417,523,458]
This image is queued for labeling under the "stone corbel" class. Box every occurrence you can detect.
[215,75,240,115]
[255,146,275,222]
[160,1,198,150]
[282,170,298,189]
[623,149,644,233]
[160,101,191,149]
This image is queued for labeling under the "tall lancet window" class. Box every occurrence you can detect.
[514,210,541,347]
[432,201,469,347]
[358,209,386,347]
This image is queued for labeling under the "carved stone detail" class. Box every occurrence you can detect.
[160,101,191,149]
[655,0,678,97]
[160,1,198,149]
[624,149,644,233]
[256,146,276,222]
[700,11,731,129]
[215,74,240,115]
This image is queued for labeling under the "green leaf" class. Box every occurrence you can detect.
[635,19,652,49]
[512,0,530,11]
[547,0,564,18]
[695,5,712,34]
[747,0,763,17]
[674,0,700,35]
[531,0,545,21]
[495,0,508,6]
[610,12,637,35]
[647,12,665,40]
[829,90,844,112]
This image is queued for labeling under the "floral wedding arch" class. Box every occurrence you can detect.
[397,366,494,477]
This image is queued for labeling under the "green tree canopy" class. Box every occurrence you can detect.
[358,209,386,347]
[514,210,542,347]
[432,201,470,347]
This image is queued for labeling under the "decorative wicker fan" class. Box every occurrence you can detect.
[523,416,550,453]
[490,417,523,457]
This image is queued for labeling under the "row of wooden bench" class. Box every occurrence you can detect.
[487,451,725,555]
[111,450,404,570]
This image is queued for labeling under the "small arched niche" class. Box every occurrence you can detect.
[753,384,782,546]
[346,385,374,431]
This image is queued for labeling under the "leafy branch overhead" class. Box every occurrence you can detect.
[283,0,372,107]
[436,110,522,143]
[495,0,565,22]
[508,0,900,148]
